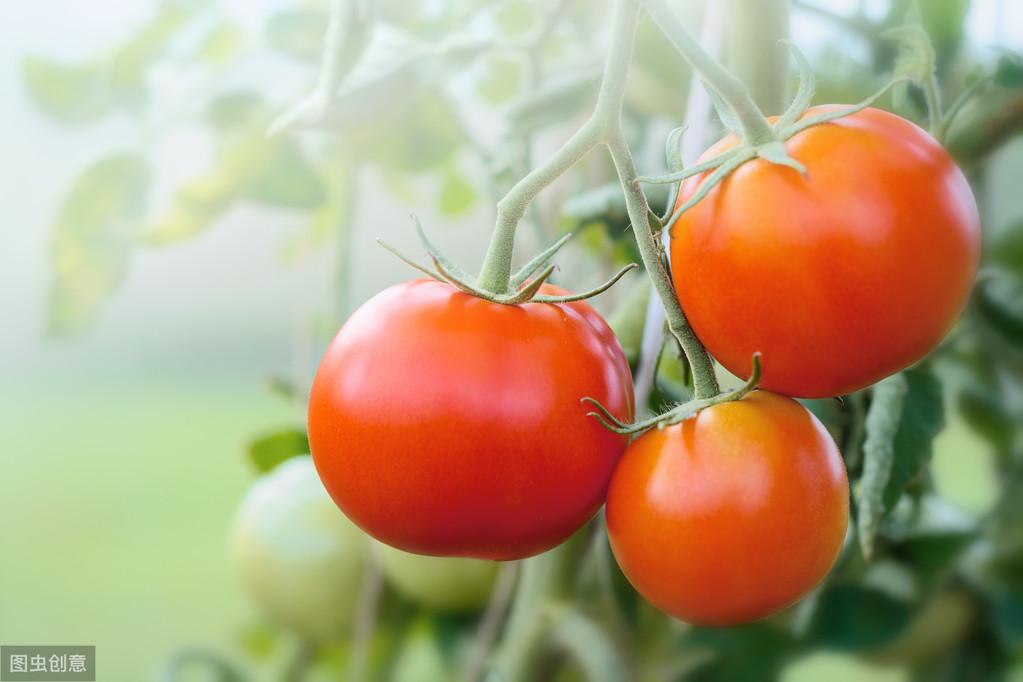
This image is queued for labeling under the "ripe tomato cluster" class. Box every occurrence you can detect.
[308,108,979,627]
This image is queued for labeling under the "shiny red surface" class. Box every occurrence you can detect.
[607,391,849,626]
[309,279,634,560]
[671,107,980,397]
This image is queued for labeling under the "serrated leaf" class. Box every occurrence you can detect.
[247,428,309,473]
[858,373,909,560]
[883,367,945,510]
[21,57,111,125]
[47,154,150,335]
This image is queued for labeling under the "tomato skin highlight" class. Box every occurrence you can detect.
[606,391,849,626]
[309,278,634,561]
[671,107,980,398]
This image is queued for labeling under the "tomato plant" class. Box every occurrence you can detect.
[230,456,365,643]
[670,106,981,398]
[308,278,634,560]
[372,541,499,613]
[606,391,849,626]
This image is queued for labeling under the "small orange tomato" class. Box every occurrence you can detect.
[670,107,980,398]
[606,391,848,626]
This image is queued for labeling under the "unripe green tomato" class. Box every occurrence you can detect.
[371,541,499,613]
[230,456,365,642]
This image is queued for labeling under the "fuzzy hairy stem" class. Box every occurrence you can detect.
[725,0,790,115]
[641,0,777,145]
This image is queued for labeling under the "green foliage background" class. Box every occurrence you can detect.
[2,0,1023,680]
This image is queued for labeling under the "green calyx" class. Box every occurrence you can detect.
[638,42,909,228]
[583,353,762,436]
[378,216,637,305]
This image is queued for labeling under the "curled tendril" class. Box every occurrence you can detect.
[583,353,762,436]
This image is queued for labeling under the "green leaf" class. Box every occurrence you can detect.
[205,91,265,132]
[974,272,1023,349]
[47,154,150,335]
[506,71,600,136]
[196,23,245,64]
[247,428,309,473]
[994,52,1023,89]
[883,366,945,511]
[242,137,326,208]
[687,624,791,682]
[21,57,111,125]
[858,373,909,560]
[807,584,914,651]
[476,56,522,105]
[437,166,477,215]
[266,9,328,62]
[495,1,536,36]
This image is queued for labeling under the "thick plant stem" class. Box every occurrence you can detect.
[641,0,777,145]
[606,133,718,399]
[490,531,592,682]
[477,122,600,293]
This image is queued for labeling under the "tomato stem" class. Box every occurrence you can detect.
[640,0,778,146]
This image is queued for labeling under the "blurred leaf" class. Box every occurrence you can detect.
[205,90,264,131]
[506,70,600,136]
[266,9,328,61]
[886,17,937,116]
[991,588,1023,648]
[687,624,791,682]
[995,53,1023,89]
[807,584,914,651]
[47,154,150,335]
[237,621,278,659]
[859,374,909,560]
[883,366,945,511]
[974,273,1023,350]
[438,164,478,215]
[477,56,522,104]
[495,1,535,36]
[21,57,111,125]
[196,23,245,64]
[242,137,326,207]
[608,277,651,366]
[247,428,309,473]
[108,1,197,106]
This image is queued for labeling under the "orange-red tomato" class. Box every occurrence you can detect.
[606,391,848,626]
[309,279,634,561]
[671,107,980,398]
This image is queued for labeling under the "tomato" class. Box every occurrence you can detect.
[372,541,499,612]
[670,107,980,398]
[308,278,634,560]
[606,391,849,626]
[230,456,364,642]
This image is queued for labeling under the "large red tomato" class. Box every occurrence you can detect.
[309,278,634,560]
[671,107,980,398]
[606,391,848,626]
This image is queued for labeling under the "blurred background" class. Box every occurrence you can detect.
[2,0,1023,680]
